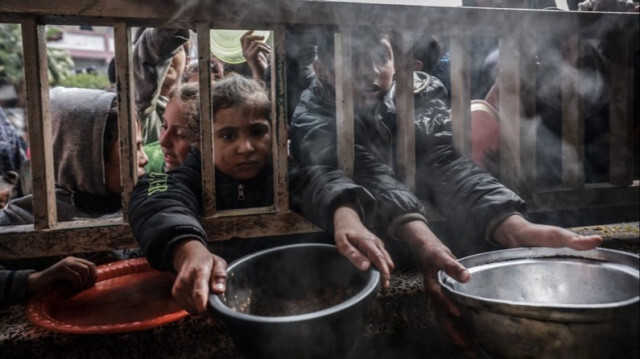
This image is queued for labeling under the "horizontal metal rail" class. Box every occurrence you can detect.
[0,0,637,260]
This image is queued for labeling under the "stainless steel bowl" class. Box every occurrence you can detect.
[209,243,380,359]
[439,247,639,359]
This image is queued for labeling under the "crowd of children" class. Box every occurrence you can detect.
[2,7,627,350]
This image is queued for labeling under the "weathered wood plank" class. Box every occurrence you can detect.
[335,29,354,177]
[0,212,321,260]
[272,25,290,211]
[608,32,634,186]
[21,19,56,230]
[560,34,585,188]
[393,31,416,191]
[497,33,522,191]
[113,22,137,219]
[196,22,217,217]
[450,36,471,157]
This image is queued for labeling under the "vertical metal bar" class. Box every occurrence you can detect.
[520,43,537,195]
[272,25,289,211]
[560,34,585,188]
[113,22,136,220]
[21,19,56,229]
[497,33,522,191]
[393,31,415,191]
[196,22,216,216]
[335,29,354,178]
[450,36,471,157]
[608,32,633,186]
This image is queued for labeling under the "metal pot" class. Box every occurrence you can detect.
[209,243,380,359]
[439,247,639,359]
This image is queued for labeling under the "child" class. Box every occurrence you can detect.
[0,170,18,209]
[289,29,603,350]
[128,75,394,315]
[1,256,96,306]
[144,82,200,173]
[0,87,148,225]
[134,28,191,144]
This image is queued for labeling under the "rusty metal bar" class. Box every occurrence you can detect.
[608,32,633,186]
[393,30,416,191]
[335,28,354,177]
[497,32,522,191]
[21,18,56,229]
[272,25,290,211]
[560,34,585,188]
[450,35,471,157]
[197,22,217,217]
[113,22,137,219]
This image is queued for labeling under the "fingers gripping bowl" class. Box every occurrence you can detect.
[209,243,380,359]
[439,247,639,358]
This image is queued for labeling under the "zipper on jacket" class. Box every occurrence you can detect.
[237,184,245,201]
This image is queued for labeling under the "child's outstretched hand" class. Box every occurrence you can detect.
[241,30,271,81]
[333,205,394,289]
[171,239,228,316]
[27,256,97,293]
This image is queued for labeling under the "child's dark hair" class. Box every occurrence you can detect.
[211,74,270,119]
[168,82,200,138]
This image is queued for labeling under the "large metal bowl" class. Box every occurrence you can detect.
[209,243,380,359]
[439,247,639,358]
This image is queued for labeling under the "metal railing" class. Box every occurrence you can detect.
[0,0,637,259]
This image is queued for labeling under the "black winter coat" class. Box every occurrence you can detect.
[289,71,526,247]
[128,148,375,272]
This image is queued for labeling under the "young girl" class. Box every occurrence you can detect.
[144,82,200,173]
[128,75,394,315]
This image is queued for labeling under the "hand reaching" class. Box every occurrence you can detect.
[172,239,228,315]
[492,214,603,250]
[395,220,476,353]
[333,205,394,289]
[241,30,271,81]
[27,256,97,293]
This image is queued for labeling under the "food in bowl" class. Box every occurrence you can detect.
[209,243,380,359]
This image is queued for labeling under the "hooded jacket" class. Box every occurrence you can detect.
[128,148,375,272]
[134,28,190,144]
[290,71,526,249]
[0,87,122,226]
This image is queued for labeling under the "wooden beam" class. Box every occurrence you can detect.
[0,211,320,260]
[196,22,217,217]
[113,22,136,220]
[560,34,585,188]
[450,36,471,157]
[393,30,416,191]
[21,18,56,229]
[335,29,354,177]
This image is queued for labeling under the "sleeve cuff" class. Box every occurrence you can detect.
[485,212,523,246]
[387,213,428,241]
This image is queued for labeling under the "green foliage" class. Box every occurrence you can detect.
[0,24,23,85]
[59,73,111,89]
[0,24,75,87]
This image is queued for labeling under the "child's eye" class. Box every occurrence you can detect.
[221,131,236,141]
[251,128,267,137]
[176,132,191,140]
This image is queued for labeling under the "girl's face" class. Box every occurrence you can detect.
[105,122,148,194]
[160,98,198,171]
[214,106,271,180]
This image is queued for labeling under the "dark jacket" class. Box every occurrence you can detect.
[290,71,526,247]
[128,148,375,272]
[0,88,123,226]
